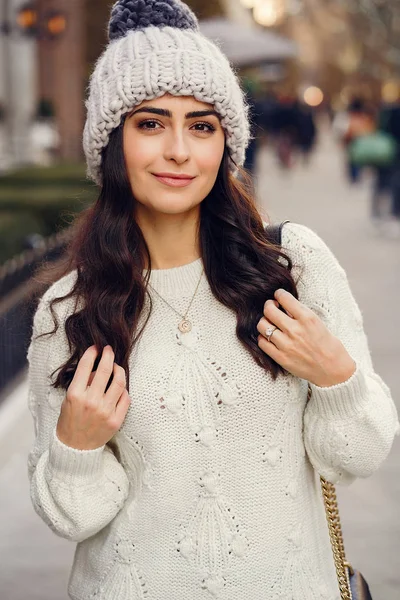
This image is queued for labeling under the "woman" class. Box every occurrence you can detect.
[27,1,399,599]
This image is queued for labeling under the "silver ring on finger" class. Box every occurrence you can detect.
[265,325,278,343]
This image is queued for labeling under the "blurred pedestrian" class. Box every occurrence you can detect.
[270,98,317,168]
[294,101,317,165]
[371,162,392,226]
[376,99,400,236]
[273,96,299,169]
[258,91,279,139]
[333,98,375,183]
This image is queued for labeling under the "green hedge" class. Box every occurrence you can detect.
[0,163,90,185]
[0,163,98,264]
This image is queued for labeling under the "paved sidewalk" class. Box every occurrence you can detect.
[0,128,399,599]
[0,376,74,600]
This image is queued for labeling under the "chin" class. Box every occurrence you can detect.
[155,204,200,216]
[148,194,201,214]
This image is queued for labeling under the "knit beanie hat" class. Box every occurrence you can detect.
[83,0,251,186]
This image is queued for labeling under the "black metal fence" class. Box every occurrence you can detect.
[0,227,73,398]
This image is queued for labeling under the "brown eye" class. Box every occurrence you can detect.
[138,120,162,130]
[192,122,216,133]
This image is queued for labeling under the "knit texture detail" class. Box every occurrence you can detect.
[144,256,203,297]
[109,0,199,40]
[26,222,399,599]
[83,0,251,186]
[308,362,370,420]
[48,425,105,482]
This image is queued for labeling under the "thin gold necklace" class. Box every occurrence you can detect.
[148,266,204,333]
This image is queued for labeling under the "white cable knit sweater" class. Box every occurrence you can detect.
[27,222,399,600]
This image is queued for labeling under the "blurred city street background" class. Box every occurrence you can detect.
[1,0,400,599]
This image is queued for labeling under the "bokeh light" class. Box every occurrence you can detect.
[303,86,324,107]
[17,5,37,32]
[382,80,400,103]
[253,0,285,27]
[240,0,259,8]
[46,13,67,37]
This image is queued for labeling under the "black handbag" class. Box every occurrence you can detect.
[265,220,373,600]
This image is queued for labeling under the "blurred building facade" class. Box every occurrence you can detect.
[0,0,37,170]
[0,0,85,168]
[37,0,85,162]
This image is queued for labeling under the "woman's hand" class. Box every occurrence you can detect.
[257,289,356,387]
[56,345,131,450]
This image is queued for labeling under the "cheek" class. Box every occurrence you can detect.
[196,136,225,176]
[124,141,153,173]
[123,126,158,175]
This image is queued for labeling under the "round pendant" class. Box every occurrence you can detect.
[178,319,192,333]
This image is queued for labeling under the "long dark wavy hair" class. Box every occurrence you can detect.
[34,117,299,392]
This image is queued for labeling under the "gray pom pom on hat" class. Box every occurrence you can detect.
[83,0,251,186]
[108,0,199,40]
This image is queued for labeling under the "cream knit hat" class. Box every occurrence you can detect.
[83,0,251,186]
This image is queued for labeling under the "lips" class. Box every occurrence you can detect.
[152,173,195,188]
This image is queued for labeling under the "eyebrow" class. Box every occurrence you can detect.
[128,106,222,121]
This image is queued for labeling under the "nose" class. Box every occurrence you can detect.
[163,130,190,164]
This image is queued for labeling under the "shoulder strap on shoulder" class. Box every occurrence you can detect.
[264,219,290,247]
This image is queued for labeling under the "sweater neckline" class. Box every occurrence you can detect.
[144,257,204,298]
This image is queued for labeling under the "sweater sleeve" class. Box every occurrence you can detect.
[27,275,130,543]
[282,223,400,485]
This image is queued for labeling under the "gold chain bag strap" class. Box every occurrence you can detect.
[311,385,373,600]
[266,221,373,600]
[306,387,355,600]
[320,476,353,599]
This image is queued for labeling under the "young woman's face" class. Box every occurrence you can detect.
[122,93,225,217]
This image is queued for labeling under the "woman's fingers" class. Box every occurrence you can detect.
[59,344,130,451]
[257,329,284,363]
[104,363,127,405]
[273,289,305,320]
[89,345,115,396]
[68,345,98,396]
[114,389,131,423]
[257,317,284,348]
[69,345,126,405]
[263,300,293,332]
